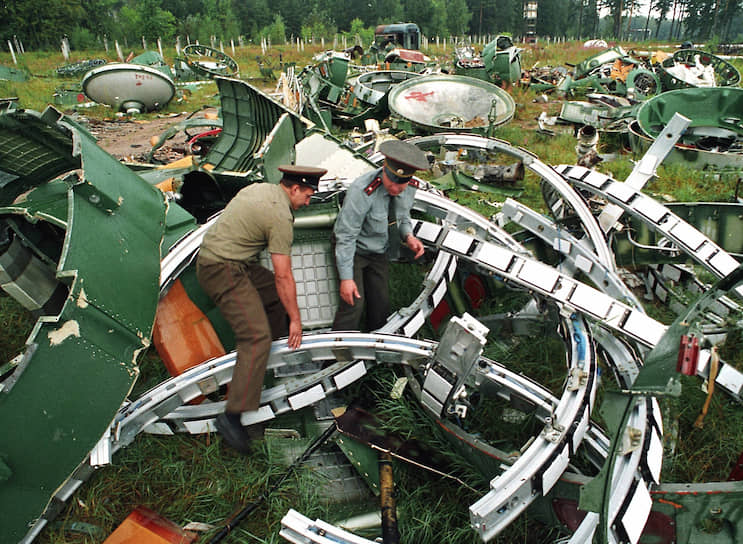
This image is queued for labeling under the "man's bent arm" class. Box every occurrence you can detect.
[271,253,302,349]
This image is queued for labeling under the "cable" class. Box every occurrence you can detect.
[207,421,338,544]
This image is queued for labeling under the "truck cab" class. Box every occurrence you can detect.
[374,23,421,50]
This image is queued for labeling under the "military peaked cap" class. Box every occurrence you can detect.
[278,165,327,190]
[379,140,429,183]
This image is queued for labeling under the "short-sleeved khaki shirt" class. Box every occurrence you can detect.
[199,183,293,263]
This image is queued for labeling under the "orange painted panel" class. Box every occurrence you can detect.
[104,507,197,544]
[153,278,226,376]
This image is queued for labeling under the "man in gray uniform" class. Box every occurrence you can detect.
[197,165,326,454]
[332,140,429,331]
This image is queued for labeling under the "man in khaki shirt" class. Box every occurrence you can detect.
[197,165,326,454]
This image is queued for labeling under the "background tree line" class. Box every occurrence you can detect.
[1,0,741,52]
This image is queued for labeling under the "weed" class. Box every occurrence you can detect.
[0,295,34,363]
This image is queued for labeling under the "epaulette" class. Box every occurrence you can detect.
[364,176,382,195]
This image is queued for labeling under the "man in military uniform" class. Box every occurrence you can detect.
[332,140,429,331]
[196,165,326,454]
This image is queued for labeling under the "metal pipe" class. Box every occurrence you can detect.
[379,452,400,544]
[575,124,599,159]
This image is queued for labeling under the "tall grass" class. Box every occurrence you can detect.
[0,295,33,364]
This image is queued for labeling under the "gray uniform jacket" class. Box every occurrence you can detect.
[334,168,417,281]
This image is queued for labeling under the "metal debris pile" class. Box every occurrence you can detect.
[2,39,743,544]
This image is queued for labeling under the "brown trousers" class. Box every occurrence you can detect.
[196,256,288,413]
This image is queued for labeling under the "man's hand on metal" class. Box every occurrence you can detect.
[406,234,425,259]
[340,279,361,306]
[288,318,302,349]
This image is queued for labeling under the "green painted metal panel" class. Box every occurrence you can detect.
[482,37,521,85]
[161,202,198,254]
[535,473,743,544]
[637,87,743,141]
[0,110,79,206]
[203,77,311,175]
[256,113,299,185]
[67,134,165,332]
[574,46,628,79]
[0,178,70,227]
[578,391,637,532]
[0,65,28,82]
[651,482,743,544]
[0,106,166,542]
[335,434,381,495]
[614,202,743,266]
[633,265,743,394]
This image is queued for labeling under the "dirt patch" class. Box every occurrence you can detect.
[82,108,220,163]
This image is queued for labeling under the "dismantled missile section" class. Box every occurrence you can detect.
[77,51,184,113]
[527,45,740,100]
[177,44,239,79]
[3,64,743,544]
[655,48,741,89]
[629,87,743,169]
[532,48,743,174]
[453,35,523,87]
[281,40,743,180]
[289,47,435,131]
[357,22,429,68]
[54,58,107,78]
[285,37,520,137]
[51,45,239,113]
[0,105,168,542]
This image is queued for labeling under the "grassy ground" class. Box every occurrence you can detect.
[2,40,743,543]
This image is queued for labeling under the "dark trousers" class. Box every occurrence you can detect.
[332,252,390,331]
[196,256,288,413]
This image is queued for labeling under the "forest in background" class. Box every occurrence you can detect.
[1,0,742,54]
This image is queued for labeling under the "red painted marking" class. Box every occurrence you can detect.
[405,91,434,102]
[677,334,699,375]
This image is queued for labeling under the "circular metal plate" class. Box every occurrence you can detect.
[388,74,515,133]
[82,63,175,112]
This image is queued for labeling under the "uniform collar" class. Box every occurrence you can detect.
[276,183,295,217]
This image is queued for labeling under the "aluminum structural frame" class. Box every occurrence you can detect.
[112,203,653,542]
[281,509,379,544]
[499,197,642,307]
[114,316,599,538]
[556,164,743,295]
[372,133,617,269]
[21,131,743,543]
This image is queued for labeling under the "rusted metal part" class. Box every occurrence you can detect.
[677,335,700,376]
[379,452,399,544]
[334,406,470,488]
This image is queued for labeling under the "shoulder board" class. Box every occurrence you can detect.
[409,178,419,188]
[364,176,382,195]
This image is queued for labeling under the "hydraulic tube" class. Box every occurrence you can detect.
[379,452,400,544]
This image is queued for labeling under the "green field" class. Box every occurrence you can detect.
[3,41,743,544]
